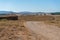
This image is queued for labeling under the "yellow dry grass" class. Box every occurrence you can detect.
[0,15,60,40]
[42,15,60,27]
[0,19,38,40]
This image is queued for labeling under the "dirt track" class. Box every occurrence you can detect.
[24,21,60,40]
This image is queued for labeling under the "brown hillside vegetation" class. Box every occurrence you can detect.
[19,15,54,21]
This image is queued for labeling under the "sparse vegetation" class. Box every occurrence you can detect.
[0,15,60,40]
[43,15,60,28]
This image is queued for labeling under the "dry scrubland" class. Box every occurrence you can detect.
[0,19,39,40]
[19,15,60,27]
[44,15,60,27]
[0,15,60,40]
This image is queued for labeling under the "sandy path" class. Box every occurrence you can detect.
[24,21,60,40]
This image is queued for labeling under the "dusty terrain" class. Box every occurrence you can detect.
[0,15,60,40]
[0,20,39,40]
[24,21,60,40]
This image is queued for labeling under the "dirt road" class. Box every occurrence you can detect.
[24,21,60,40]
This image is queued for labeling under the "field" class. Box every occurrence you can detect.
[0,19,39,40]
[44,15,60,27]
[0,15,60,40]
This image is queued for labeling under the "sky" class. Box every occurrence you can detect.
[0,0,60,12]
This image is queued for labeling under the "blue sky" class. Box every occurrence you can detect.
[0,0,60,12]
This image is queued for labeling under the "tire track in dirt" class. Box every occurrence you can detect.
[24,21,60,40]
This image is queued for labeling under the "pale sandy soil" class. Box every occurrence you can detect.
[0,21,60,40]
[24,21,60,40]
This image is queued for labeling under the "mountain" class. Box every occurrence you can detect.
[0,11,15,15]
[19,11,46,15]
[0,11,60,15]
[19,11,33,15]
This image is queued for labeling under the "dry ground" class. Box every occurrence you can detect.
[0,20,39,40]
[0,15,60,40]
[24,21,60,40]
[44,15,60,27]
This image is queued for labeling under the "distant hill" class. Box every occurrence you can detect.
[0,11,10,14]
[0,11,60,15]
[0,11,16,15]
[19,11,46,15]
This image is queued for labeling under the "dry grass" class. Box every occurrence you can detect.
[0,19,39,40]
[43,15,60,28]
[18,15,54,21]
[0,20,28,40]
[44,20,60,27]
[0,15,60,40]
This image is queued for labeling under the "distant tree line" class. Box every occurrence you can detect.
[51,12,60,15]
